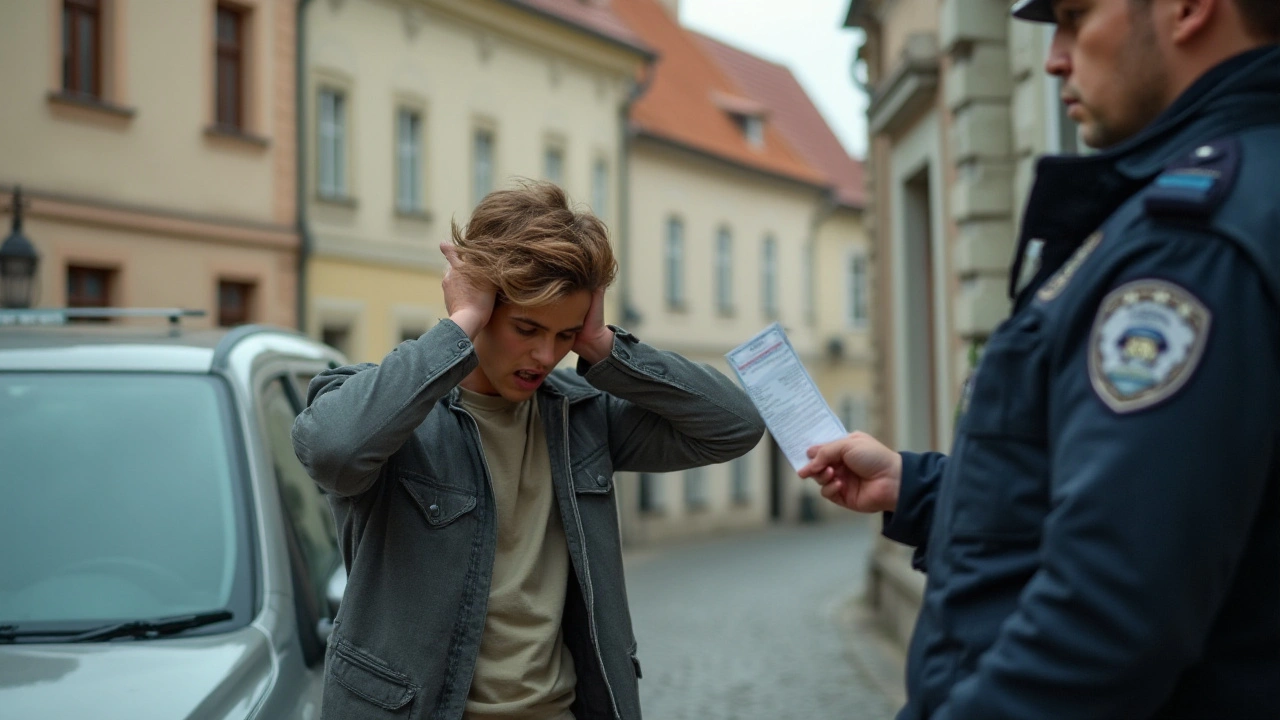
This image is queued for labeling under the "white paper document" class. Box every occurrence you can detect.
[725,323,848,471]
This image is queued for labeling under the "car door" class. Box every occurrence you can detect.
[255,370,343,718]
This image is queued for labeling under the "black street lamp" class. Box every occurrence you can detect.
[1,186,39,309]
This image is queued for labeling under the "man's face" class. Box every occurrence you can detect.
[462,290,591,402]
[1046,0,1172,148]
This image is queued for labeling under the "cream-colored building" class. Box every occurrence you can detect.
[843,0,1078,648]
[300,0,650,363]
[0,0,299,327]
[612,0,873,544]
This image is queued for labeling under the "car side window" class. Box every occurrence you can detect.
[259,377,341,617]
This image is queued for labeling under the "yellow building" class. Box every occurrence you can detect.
[300,0,651,362]
[0,0,299,327]
[612,0,873,543]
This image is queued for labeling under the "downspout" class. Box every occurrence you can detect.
[295,0,315,332]
[807,188,840,329]
[617,59,656,328]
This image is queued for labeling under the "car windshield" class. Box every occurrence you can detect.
[0,373,246,630]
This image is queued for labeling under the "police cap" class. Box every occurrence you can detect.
[1011,0,1056,23]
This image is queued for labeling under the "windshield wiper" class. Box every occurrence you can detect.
[0,625,80,643]
[67,610,234,643]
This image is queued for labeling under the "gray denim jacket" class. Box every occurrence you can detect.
[291,320,765,720]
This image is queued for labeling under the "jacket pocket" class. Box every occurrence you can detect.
[325,638,417,713]
[398,470,477,527]
[571,446,614,495]
[948,312,1050,541]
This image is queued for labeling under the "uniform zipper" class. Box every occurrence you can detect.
[562,398,622,719]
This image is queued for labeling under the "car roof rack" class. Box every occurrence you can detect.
[0,308,207,327]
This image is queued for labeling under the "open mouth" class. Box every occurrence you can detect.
[514,369,545,388]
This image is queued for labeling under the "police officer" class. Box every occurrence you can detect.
[799,1,1280,718]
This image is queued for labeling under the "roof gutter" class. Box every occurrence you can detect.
[491,0,656,61]
[295,0,315,332]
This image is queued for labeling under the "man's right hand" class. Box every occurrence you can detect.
[441,242,496,339]
[797,432,901,514]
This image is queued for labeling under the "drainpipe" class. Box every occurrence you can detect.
[807,188,840,330]
[617,59,656,329]
[295,0,315,332]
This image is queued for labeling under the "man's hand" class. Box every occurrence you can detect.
[441,242,496,339]
[797,432,902,514]
[572,288,614,365]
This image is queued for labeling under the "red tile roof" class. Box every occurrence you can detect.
[503,0,651,56]
[611,0,829,188]
[697,32,867,208]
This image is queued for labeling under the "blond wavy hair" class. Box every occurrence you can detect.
[451,180,618,307]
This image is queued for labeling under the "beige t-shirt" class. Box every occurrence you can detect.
[459,388,576,720]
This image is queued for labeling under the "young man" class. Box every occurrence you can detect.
[292,182,765,720]
[801,1,1279,718]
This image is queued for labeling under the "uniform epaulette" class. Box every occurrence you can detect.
[1144,137,1240,220]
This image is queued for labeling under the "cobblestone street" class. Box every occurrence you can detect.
[625,516,900,720]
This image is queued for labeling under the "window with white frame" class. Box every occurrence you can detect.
[684,467,708,510]
[731,455,751,505]
[840,395,869,433]
[665,216,685,309]
[803,243,815,325]
[591,158,608,220]
[544,144,564,186]
[715,226,733,315]
[848,252,869,328]
[396,108,422,212]
[473,128,495,206]
[762,234,779,318]
[639,472,663,513]
[318,88,347,199]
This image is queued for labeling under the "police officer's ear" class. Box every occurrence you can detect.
[1163,0,1224,45]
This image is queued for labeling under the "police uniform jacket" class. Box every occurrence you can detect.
[886,45,1280,720]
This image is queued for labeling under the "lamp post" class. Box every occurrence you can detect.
[1,186,39,309]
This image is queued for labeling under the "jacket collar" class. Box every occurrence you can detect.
[1010,44,1280,300]
[444,371,602,408]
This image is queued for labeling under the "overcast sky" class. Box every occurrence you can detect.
[679,0,869,159]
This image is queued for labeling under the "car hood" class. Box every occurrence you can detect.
[0,626,274,720]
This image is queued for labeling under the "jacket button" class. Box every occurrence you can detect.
[428,503,441,517]
[595,474,608,487]
[457,340,469,350]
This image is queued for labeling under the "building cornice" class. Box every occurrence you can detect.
[866,33,940,137]
[0,183,297,251]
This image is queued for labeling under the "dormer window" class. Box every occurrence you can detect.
[738,114,764,148]
[712,91,768,150]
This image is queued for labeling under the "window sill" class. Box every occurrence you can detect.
[394,208,433,222]
[686,500,710,514]
[716,307,736,318]
[639,505,666,517]
[204,125,270,148]
[665,302,688,314]
[47,91,136,120]
[316,194,358,209]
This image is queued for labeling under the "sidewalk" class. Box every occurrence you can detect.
[833,587,909,711]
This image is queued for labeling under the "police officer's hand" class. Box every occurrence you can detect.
[797,432,901,514]
[441,242,496,339]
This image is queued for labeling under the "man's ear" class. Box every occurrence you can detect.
[1166,0,1218,44]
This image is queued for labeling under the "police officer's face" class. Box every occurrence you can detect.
[1045,0,1172,148]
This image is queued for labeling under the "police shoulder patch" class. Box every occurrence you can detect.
[1088,279,1211,414]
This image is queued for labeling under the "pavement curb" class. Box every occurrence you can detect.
[833,591,908,712]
